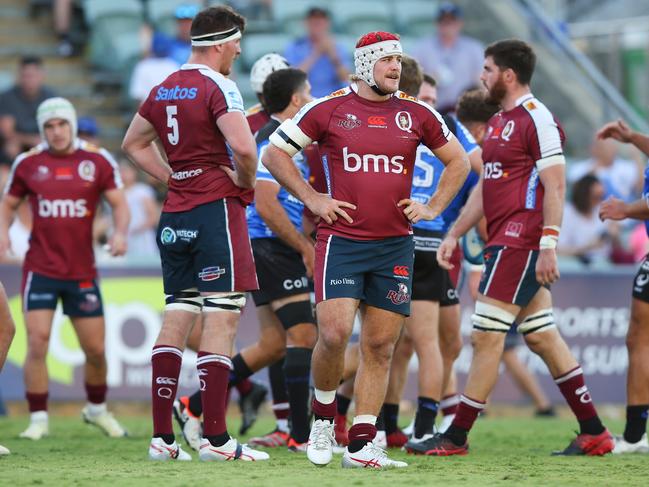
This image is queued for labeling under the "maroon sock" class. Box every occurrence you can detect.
[441,393,460,416]
[348,422,377,453]
[555,366,604,434]
[236,378,253,396]
[272,400,290,421]
[312,397,337,420]
[452,395,486,431]
[198,351,232,437]
[85,383,107,404]
[26,392,48,412]
[151,345,182,436]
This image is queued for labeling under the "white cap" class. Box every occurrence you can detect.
[354,32,402,88]
[36,97,77,139]
[250,53,289,94]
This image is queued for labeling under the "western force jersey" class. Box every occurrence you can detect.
[138,63,248,212]
[247,118,308,239]
[5,140,122,280]
[412,115,479,233]
[271,86,453,240]
[481,94,565,249]
[246,103,271,136]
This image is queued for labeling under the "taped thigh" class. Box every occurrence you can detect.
[203,292,246,313]
[517,308,556,335]
[165,288,203,313]
[471,301,515,333]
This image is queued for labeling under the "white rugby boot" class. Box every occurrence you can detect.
[613,433,649,454]
[19,411,48,440]
[199,437,269,461]
[148,437,192,461]
[342,442,408,469]
[0,444,10,455]
[82,405,128,437]
[373,430,387,448]
[307,419,336,466]
[172,399,202,451]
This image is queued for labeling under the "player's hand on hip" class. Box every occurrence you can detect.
[306,193,356,225]
[535,248,560,285]
[220,166,253,189]
[398,199,437,223]
[108,232,128,257]
[598,196,626,221]
[437,236,457,270]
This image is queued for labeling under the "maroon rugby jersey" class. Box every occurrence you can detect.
[481,94,565,250]
[5,140,122,280]
[246,103,271,135]
[139,63,249,212]
[279,86,452,240]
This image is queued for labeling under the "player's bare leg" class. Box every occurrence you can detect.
[21,309,55,440]
[614,298,649,452]
[404,301,442,442]
[501,348,552,412]
[380,330,411,447]
[341,342,360,382]
[72,316,126,437]
[437,304,462,431]
[308,298,356,465]
[0,283,15,455]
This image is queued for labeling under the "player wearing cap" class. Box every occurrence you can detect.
[427,39,613,456]
[0,97,130,441]
[122,6,267,462]
[263,32,469,469]
[247,53,290,135]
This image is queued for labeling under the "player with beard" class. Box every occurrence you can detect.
[122,6,268,462]
[262,32,469,469]
[422,39,613,456]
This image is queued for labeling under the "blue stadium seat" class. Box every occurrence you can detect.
[240,32,292,70]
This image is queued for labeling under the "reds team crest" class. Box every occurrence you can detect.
[395,111,412,133]
[339,113,361,130]
[501,120,515,141]
[78,160,96,182]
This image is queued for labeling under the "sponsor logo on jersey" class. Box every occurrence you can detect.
[368,116,387,128]
[339,113,361,130]
[501,120,515,141]
[386,283,410,305]
[160,227,177,244]
[154,85,198,101]
[171,168,203,180]
[329,278,355,286]
[55,166,74,180]
[504,221,523,238]
[33,165,50,181]
[283,277,309,290]
[393,265,410,278]
[327,88,348,98]
[395,111,413,133]
[38,198,88,218]
[226,90,244,111]
[78,160,96,182]
[198,266,226,281]
[483,162,504,179]
[342,147,405,174]
[525,101,537,110]
[397,92,417,101]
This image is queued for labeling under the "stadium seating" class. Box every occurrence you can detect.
[271,0,324,35]
[146,0,197,37]
[393,0,437,37]
[240,32,292,70]
[83,0,144,73]
[331,0,392,36]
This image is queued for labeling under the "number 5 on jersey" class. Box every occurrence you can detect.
[166,105,179,145]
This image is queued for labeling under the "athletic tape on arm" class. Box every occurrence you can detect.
[269,119,313,157]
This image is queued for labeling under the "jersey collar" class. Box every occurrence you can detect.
[515,93,535,107]
[181,63,222,76]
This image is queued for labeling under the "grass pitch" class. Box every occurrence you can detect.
[0,412,646,486]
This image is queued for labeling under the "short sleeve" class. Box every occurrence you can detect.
[4,155,29,199]
[524,104,565,171]
[97,149,123,192]
[208,79,245,121]
[421,105,453,152]
[137,89,154,122]
[270,98,328,155]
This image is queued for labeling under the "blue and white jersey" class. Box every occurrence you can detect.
[247,118,309,239]
[411,116,480,233]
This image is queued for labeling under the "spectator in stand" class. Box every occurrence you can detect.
[77,116,101,146]
[0,57,56,160]
[166,4,198,66]
[119,160,159,258]
[129,33,179,104]
[54,0,74,57]
[284,7,351,98]
[412,2,483,114]
[558,174,617,265]
[569,136,641,202]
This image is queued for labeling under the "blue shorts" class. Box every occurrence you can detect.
[157,198,258,294]
[22,271,104,317]
[314,234,415,316]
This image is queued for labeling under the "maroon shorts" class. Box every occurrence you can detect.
[478,246,546,307]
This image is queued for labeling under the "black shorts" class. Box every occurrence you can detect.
[250,238,312,306]
[632,254,649,303]
[22,271,104,317]
[157,198,258,294]
[412,229,459,306]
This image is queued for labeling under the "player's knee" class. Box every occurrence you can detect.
[362,333,397,363]
[27,331,50,358]
[286,323,317,348]
[83,342,106,366]
[443,333,463,362]
[318,324,349,352]
[471,301,515,334]
[165,288,203,313]
[203,292,246,313]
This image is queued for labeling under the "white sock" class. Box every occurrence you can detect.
[276,419,289,433]
[31,411,48,423]
[86,402,107,416]
[352,414,377,425]
[314,389,336,404]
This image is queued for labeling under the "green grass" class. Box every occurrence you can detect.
[0,413,646,486]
